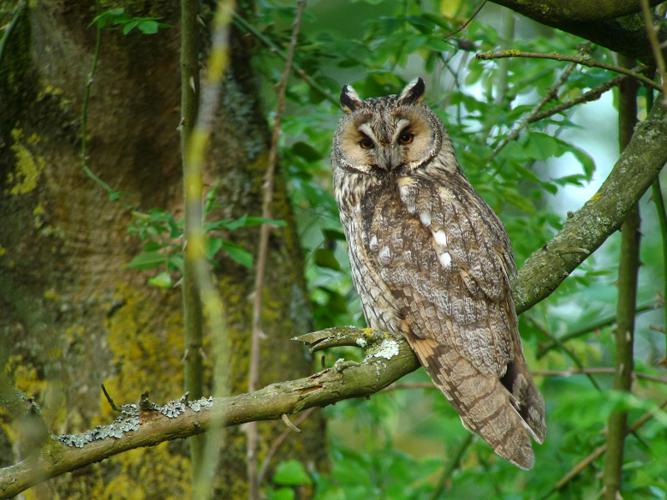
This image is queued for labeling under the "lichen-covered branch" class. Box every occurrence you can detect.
[513,98,667,313]
[0,328,418,499]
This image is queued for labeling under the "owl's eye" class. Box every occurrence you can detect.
[359,135,374,150]
[398,130,414,145]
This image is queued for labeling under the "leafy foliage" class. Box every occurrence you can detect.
[242,0,666,498]
[127,189,285,288]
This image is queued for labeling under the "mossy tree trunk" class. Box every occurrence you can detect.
[0,1,324,497]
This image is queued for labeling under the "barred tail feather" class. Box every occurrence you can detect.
[411,338,542,470]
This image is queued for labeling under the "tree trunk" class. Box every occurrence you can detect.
[0,1,324,497]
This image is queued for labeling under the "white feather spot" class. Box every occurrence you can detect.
[379,246,391,263]
[433,230,447,246]
[419,212,432,226]
[439,251,452,269]
[369,234,378,251]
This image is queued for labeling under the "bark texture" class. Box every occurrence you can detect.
[0,1,324,497]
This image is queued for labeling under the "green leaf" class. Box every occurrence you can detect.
[273,460,312,486]
[221,240,253,268]
[148,271,172,288]
[268,488,295,500]
[292,141,322,162]
[314,248,341,270]
[121,20,139,35]
[127,251,165,270]
[138,20,159,35]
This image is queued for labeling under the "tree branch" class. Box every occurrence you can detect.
[0,328,418,499]
[602,57,640,499]
[513,98,667,313]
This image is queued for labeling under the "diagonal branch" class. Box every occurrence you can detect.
[513,98,667,313]
[0,328,419,499]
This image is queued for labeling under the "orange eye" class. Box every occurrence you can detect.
[359,135,374,149]
[398,130,414,145]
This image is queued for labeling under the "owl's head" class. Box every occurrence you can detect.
[332,77,443,175]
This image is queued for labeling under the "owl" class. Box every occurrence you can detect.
[331,77,546,469]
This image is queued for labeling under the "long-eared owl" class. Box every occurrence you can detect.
[331,77,546,469]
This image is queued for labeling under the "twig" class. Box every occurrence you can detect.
[247,2,307,497]
[444,0,487,40]
[527,316,602,390]
[527,75,627,124]
[179,0,205,483]
[532,368,667,385]
[602,56,640,500]
[100,384,119,412]
[475,50,661,91]
[0,0,26,68]
[388,369,667,389]
[430,433,474,499]
[184,2,235,499]
[257,408,316,485]
[537,302,657,358]
[650,162,667,359]
[81,2,119,200]
[543,399,667,498]
[232,12,337,106]
[640,0,667,103]
[493,61,576,156]
[494,9,515,106]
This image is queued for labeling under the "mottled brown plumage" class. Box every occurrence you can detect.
[331,78,546,469]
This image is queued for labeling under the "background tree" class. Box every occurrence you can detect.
[1,0,667,499]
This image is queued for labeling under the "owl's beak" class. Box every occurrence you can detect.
[379,147,402,171]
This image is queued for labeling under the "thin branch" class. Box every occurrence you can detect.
[179,0,205,483]
[257,408,316,485]
[247,2,306,497]
[475,50,661,91]
[81,3,119,200]
[232,12,337,106]
[527,75,628,124]
[640,0,667,103]
[182,2,235,498]
[444,0,487,40]
[493,61,576,156]
[543,399,667,498]
[388,369,667,389]
[100,384,119,412]
[0,0,26,68]
[537,302,657,358]
[527,316,602,390]
[652,179,667,359]
[532,368,667,385]
[430,433,475,499]
[603,55,640,499]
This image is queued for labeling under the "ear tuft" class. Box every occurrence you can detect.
[398,77,426,105]
[340,84,363,113]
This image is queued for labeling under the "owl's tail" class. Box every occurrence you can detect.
[410,337,545,470]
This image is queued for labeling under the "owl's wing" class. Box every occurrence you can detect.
[361,173,545,469]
